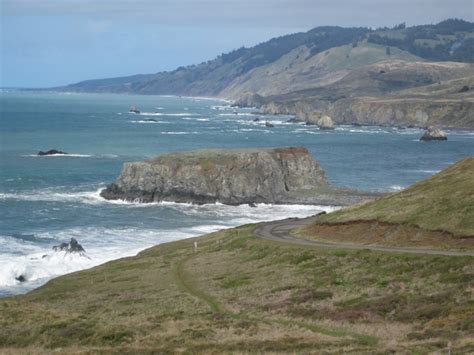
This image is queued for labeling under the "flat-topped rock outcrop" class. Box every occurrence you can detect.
[101,147,333,205]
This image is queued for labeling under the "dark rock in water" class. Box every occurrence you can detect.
[129,106,140,114]
[38,149,68,156]
[248,202,257,208]
[100,147,381,206]
[16,275,26,282]
[143,118,158,122]
[265,121,274,128]
[53,238,86,254]
[420,126,447,141]
[287,118,303,123]
[253,118,260,122]
[316,211,327,216]
[100,147,329,205]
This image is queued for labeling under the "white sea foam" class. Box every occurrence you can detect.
[0,227,192,289]
[211,105,232,110]
[389,185,405,191]
[160,131,200,135]
[137,112,163,116]
[0,201,336,293]
[409,169,441,174]
[142,112,199,117]
[0,188,106,204]
[218,112,256,117]
[130,120,165,124]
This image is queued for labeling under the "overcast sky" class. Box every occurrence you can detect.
[1,0,473,87]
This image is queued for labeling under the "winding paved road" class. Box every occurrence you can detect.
[253,216,474,257]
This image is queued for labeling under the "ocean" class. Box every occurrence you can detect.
[1,91,473,297]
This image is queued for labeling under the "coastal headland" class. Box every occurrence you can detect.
[1,155,473,353]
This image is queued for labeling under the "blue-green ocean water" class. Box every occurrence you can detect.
[1,91,473,297]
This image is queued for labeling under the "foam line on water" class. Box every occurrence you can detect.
[0,202,338,294]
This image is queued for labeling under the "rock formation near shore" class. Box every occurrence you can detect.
[101,147,380,205]
[420,126,447,141]
[101,147,329,205]
[38,149,68,156]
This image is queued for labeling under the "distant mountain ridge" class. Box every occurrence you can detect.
[60,19,474,96]
[59,19,474,128]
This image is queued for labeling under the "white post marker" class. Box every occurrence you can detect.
[194,241,198,251]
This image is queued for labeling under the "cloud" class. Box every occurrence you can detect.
[2,0,472,28]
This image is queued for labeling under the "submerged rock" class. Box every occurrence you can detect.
[15,275,26,282]
[265,121,274,128]
[38,149,68,156]
[420,126,447,141]
[100,147,329,205]
[53,238,87,255]
[129,106,140,114]
[287,117,304,123]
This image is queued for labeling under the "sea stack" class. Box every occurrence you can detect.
[317,115,335,130]
[420,126,447,141]
[100,147,329,205]
[303,113,335,129]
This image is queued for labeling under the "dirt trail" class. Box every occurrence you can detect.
[253,216,474,257]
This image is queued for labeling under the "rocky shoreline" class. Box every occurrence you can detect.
[101,147,380,206]
[232,91,474,130]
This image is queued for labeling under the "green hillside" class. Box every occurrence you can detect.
[318,156,474,236]
[61,19,474,96]
[1,225,473,353]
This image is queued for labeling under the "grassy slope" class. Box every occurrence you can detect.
[1,226,473,353]
[221,42,422,98]
[317,157,474,236]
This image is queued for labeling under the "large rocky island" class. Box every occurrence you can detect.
[101,147,375,205]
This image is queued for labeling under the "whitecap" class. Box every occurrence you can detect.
[138,112,163,116]
[389,185,405,191]
[163,113,200,117]
[0,188,106,204]
[0,202,336,293]
[130,120,164,124]
[160,131,200,135]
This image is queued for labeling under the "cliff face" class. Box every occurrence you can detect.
[100,148,329,205]
[258,73,474,129]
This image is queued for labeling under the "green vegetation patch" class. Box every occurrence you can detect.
[317,156,474,236]
[0,225,472,353]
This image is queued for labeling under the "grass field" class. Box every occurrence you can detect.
[315,157,474,237]
[1,225,473,353]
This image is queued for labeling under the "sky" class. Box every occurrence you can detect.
[1,0,473,88]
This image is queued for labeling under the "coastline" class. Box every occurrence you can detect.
[0,194,338,298]
[7,89,474,131]
[2,219,472,352]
